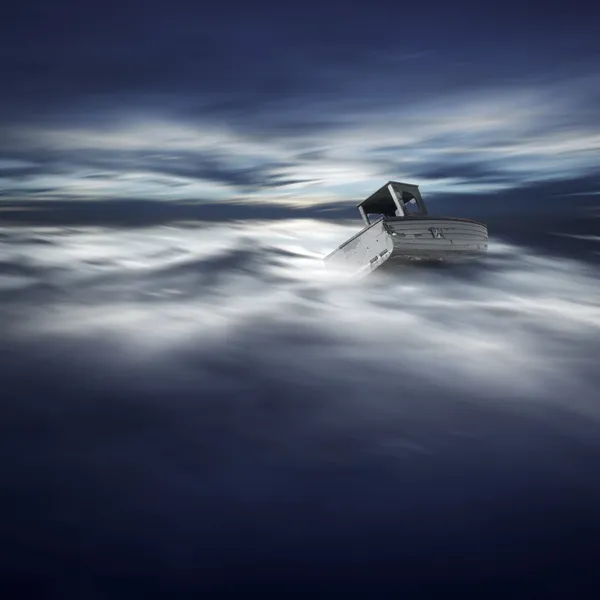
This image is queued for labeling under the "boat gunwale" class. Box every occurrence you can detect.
[384,215,487,227]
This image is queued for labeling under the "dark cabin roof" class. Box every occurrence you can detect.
[357,181,421,213]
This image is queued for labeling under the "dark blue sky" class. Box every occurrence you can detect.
[1,0,598,212]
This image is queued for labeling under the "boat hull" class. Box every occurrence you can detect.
[384,216,488,262]
[323,216,487,277]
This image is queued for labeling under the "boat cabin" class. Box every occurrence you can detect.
[358,181,428,226]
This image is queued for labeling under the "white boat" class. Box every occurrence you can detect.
[323,181,488,277]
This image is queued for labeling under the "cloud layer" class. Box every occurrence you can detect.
[2,80,600,205]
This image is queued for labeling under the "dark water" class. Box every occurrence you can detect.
[1,215,600,597]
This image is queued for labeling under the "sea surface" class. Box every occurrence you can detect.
[2,209,600,597]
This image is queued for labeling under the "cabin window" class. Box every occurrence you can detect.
[365,199,399,221]
[402,194,420,215]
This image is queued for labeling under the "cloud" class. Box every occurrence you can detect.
[1,0,599,208]
[1,74,599,207]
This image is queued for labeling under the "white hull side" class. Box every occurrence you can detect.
[323,219,394,276]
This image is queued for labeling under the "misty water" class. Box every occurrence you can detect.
[2,216,600,596]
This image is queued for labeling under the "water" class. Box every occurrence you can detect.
[2,216,600,597]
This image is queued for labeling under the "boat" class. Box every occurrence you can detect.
[323,181,488,277]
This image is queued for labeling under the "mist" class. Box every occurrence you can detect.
[2,213,600,596]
